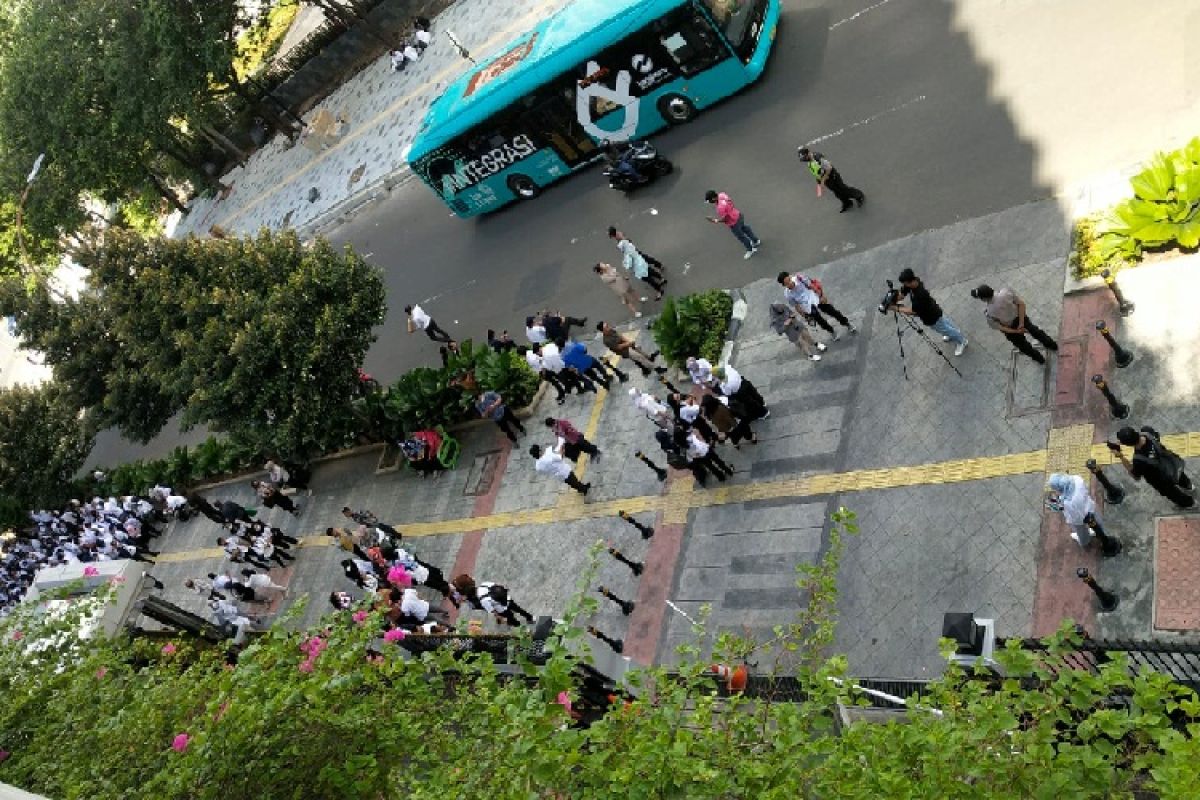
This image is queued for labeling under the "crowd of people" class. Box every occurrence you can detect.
[0,486,188,614]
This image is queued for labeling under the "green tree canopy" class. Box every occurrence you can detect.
[17,229,386,460]
[0,0,244,233]
[0,381,94,523]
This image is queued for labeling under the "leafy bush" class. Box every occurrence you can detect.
[6,511,1200,798]
[1091,137,1200,269]
[651,289,733,369]
[362,339,540,443]
[1069,213,1132,279]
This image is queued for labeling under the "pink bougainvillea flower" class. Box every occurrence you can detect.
[352,609,368,625]
[171,733,190,753]
[108,575,126,586]
[383,628,406,643]
[387,565,412,587]
[299,636,327,658]
[95,667,108,679]
[298,659,314,673]
[161,643,177,656]
[83,566,99,577]
[555,691,573,712]
[10,631,22,641]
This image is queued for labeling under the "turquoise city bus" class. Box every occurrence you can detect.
[407,0,780,217]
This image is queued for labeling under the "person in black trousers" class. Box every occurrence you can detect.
[218,499,254,526]
[1113,426,1195,508]
[798,147,865,212]
[972,284,1057,364]
[189,493,226,525]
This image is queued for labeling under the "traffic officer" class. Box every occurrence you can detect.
[798,146,865,213]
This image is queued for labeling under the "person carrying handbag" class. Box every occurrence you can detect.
[1112,425,1195,508]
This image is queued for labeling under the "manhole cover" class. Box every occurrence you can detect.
[463,451,502,497]
[1154,516,1200,631]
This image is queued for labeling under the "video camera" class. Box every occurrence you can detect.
[877,280,900,314]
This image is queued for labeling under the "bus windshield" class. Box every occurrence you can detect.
[699,0,758,48]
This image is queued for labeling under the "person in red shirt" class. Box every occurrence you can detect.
[705,189,761,259]
[544,417,601,461]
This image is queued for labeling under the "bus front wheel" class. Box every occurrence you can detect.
[507,174,541,199]
[658,94,696,125]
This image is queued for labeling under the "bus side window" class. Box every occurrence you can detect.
[657,15,724,75]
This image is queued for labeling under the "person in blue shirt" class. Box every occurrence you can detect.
[475,390,526,443]
[561,340,626,389]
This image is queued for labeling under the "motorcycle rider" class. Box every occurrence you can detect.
[604,140,644,184]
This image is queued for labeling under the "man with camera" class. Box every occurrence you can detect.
[886,269,968,356]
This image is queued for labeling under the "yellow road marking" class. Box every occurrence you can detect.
[572,352,617,484]
[154,429,1200,564]
[214,3,560,231]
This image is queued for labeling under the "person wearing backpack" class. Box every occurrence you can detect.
[451,574,535,626]
[1111,426,1195,508]
[777,272,856,340]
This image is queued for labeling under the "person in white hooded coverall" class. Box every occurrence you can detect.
[1045,473,1101,548]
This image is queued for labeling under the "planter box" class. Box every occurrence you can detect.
[373,381,549,475]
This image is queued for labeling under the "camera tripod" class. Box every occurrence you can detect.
[888,310,963,381]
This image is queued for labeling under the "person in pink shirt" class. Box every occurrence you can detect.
[705,189,761,259]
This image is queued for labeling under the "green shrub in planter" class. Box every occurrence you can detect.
[651,290,733,369]
[1095,137,1200,265]
[473,347,539,409]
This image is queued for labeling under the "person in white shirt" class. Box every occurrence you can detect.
[404,303,454,343]
[540,342,594,395]
[629,388,673,429]
[398,587,430,622]
[686,356,714,388]
[530,444,591,495]
[714,365,769,421]
[452,574,536,627]
[524,347,569,404]
[687,428,733,482]
[525,316,548,345]
[242,569,287,596]
[777,271,856,340]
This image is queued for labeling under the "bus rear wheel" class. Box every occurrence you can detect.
[507,174,541,199]
[657,94,696,125]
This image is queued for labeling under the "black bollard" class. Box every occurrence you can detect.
[1091,375,1130,419]
[634,450,668,481]
[1100,269,1135,317]
[1077,567,1119,612]
[597,585,635,615]
[606,542,644,577]
[619,510,655,539]
[1086,458,1126,505]
[1085,512,1122,558]
[1095,321,1134,368]
[588,625,624,654]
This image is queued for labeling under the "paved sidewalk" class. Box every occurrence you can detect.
[170,0,571,240]
[143,199,1200,677]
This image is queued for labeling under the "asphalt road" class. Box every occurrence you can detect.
[87,0,1200,465]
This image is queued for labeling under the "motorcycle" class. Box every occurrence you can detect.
[603,140,673,193]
